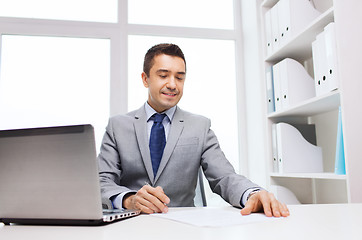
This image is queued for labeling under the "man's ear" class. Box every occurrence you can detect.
[141,72,149,88]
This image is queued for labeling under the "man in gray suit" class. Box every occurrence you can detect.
[98,43,289,217]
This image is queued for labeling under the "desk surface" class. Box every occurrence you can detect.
[1,204,361,240]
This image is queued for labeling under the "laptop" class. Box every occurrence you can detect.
[0,124,140,225]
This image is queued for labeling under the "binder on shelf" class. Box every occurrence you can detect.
[272,62,282,111]
[276,122,323,174]
[335,107,346,175]
[324,22,339,92]
[265,66,275,113]
[266,0,321,55]
[317,32,328,94]
[264,9,273,56]
[270,2,280,51]
[273,58,315,111]
[271,123,278,172]
[312,22,339,97]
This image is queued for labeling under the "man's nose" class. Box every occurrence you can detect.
[166,76,177,89]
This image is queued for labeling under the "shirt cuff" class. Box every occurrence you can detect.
[240,188,261,207]
[111,190,137,209]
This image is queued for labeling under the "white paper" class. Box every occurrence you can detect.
[151,207,280,227]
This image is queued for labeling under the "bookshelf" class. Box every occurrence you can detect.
[258,0,362,204]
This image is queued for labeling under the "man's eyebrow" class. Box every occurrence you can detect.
[156,69,186,75]
[156,69,169,73]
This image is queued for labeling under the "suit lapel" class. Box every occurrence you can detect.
[133,107,155,183]
[154,107,184,182]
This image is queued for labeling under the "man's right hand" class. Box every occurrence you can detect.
[123,185,170,214]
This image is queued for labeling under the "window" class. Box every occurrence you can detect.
[0,0,118,22]
[0,35,110,149]
[128,0,234,29]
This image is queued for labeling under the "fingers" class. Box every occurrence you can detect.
[149,186,170,205]
[132,185,170,214]
[280,202,290,217]
[266,193,290,217]
[240,190,290,218]
[261,192,274,217]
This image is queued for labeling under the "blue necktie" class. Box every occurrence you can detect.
[149,113,167,178]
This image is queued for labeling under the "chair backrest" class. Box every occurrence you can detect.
[194,167,207,207]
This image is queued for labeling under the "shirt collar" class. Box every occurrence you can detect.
[145,102,176,122]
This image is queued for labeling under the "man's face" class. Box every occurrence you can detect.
[142,54,186,113]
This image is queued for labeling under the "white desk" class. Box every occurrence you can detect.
[1,204,361,240]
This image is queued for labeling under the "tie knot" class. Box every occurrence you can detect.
[152,113,166,123]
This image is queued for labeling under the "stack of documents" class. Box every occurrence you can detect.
[264,0,321,56]
[312,22,339,96]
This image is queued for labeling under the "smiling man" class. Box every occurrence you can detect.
[98,43,289,217]
[141,53,185,113]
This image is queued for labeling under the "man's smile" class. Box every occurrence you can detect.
[162,92,177,96]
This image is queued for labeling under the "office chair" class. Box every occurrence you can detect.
[194,167,207,207]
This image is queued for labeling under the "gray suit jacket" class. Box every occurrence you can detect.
[98,105,260,208]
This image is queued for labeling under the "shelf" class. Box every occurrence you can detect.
[268,90,340,119]
[270,172,347,180]
[265,7,334,63]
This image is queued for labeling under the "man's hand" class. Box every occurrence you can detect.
[123,185,170,214]
[240,190,290,217]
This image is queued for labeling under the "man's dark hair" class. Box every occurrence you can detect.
[143,43,186,77]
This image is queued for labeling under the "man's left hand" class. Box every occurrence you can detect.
[240,190,290,217]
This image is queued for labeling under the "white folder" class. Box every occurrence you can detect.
[276,122,323,174]
[264,9,273,56]
[272,62,282,112]
[324,22,339,92]
[271,123,279,173]
[266,66,275,113]
[279,58,315,110]
[277,0,289,48]
[316,32,329,95]
[277,0,321,49]
[270,2,280,51]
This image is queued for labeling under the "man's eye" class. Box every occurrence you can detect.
[160,75,167,78]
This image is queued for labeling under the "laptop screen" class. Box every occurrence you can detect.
[0,125,104,221]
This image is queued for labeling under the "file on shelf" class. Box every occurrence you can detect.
[272,58,315,112]
[276,122,323,174]
[334,107,345,175]
[312,22,339,96]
